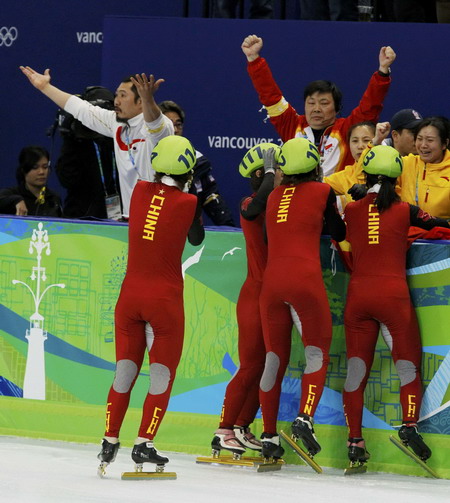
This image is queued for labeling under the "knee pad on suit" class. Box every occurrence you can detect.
[260,351,280,392]
[395,359,417,386]
[304,345,324,374]
[113,359,138,393]
[344,357,366,392]
[149,362,171,395]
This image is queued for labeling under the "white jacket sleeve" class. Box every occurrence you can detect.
[142,113,175,147]
[64,95,116,138]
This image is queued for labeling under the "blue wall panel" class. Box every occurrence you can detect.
[101,17,450,223]
[2,6,450,224]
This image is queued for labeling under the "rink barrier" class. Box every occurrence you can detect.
[0,215,449,478]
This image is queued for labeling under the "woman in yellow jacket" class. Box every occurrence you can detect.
[398,117,450,219]
[323,122,375,213]
[358,117,450,219]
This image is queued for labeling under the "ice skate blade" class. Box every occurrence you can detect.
[121,471,177,480]
[344,463,367,476]
[97,462,108,478]
[211,454,279,463]
[389,435,440,479]
[196,455,284,470]
[280,430,322,474]
[256,459,283,472]
[197,455,260,467]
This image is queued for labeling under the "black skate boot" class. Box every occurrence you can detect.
[344,437,370,475]
[211,428,246,458]
[260,432,285,460]
[97,438,120,477]
[234,425,262,452]
[291,414,321,456]
[398,423,431,461]
[97,438,120,463]
[347,437,370,464]
[132,441,169,466]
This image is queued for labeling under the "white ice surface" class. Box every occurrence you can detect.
[0,436,449,503]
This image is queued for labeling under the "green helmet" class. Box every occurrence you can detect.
[278,138,320,175]
[362,145,403,178]
[238,142,281,178]
[151,135,196,175]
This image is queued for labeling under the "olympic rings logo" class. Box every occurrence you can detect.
[0,27,18,47]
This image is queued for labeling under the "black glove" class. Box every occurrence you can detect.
[348,184,367,201]
[262,147,277,175]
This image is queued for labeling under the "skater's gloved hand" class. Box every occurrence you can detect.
[262,147,277,175]
[348,184,368,201]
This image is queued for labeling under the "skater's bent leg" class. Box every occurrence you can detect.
[104,316,147,438]
[343,317,379,439]
[137,314,184,440]
[259,301,292,434]
[221,282,265,428]
[288,293,331,418]
[386,309,423,423]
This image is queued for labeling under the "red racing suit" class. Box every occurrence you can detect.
[219,197,268,428]
[259,181,345,434]
[342,193,449,438]
[247,57,391,176]
[104,180,198,440]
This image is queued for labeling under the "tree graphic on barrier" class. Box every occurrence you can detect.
[11,222,65,400]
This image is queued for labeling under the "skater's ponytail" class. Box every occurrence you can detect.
[365,173,399,212]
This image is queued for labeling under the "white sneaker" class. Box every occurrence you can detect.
[212,428,246,454]
[234,426,262,451]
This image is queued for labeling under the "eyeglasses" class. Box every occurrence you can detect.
[33,163,50,169]
[173,121,184,130]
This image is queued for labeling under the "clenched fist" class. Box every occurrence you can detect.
[241,35,263,62]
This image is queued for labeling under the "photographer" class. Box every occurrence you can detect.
[53,86,121,220]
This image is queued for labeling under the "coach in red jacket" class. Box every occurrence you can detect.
[241,34,395,177]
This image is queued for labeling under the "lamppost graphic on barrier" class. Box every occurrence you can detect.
[12,222,65,400]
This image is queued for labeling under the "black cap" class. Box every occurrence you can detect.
[390,109,423,131]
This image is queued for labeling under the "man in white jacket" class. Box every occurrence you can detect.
[20,67,174,218]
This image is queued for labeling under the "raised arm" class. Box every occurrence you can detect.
[130,73,165,123]
[342,47,395,138]
[20,66,72,109]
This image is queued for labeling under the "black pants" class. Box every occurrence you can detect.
[212,0,273,19]
[376,0,437,22]
[299,0,358,21]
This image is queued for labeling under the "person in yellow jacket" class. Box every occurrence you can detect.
[363,117,450,219]
[324,121,375,213]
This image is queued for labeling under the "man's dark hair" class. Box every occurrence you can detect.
[303,80,343,113]
[121,77,140,102]
[16,145,50,186]
[158,100,186,123]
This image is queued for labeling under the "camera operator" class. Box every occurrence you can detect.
[52,86,122,220]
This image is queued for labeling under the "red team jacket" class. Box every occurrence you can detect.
[247,57,391,176]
